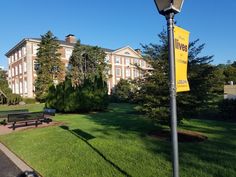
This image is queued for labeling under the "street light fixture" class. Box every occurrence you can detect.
[154,1,184,177]
[154,0,184,15]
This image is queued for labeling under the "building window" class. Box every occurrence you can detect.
[11,68,14,76]
[65,48,72,59]
[15,53,18,61]
[11,56,14,63]
[33,44,39,55]
[19,64,22,74]
[134,69,139,78]
[134,58,139,65]
[22,47,26,56]
[15,66,18,75]
[15,82,19,94]
[141,60,145,67]
[126,58,130,65]
[116,68,121,76]
[24,80,27,93]
[24,62,27,72]
[115,56,121,64]
[126,68,131,77]
[20,82,23,94]
[19,50,22,58]
[8,58,11,64]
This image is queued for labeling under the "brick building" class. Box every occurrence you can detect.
[5,35,151,98]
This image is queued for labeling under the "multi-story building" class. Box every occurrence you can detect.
[5,35,151,98]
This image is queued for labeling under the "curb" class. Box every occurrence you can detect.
[0,142,33,172]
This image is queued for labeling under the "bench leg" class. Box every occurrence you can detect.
[25,122,28,126]
[35,121,38,127]
[13,122,15,130]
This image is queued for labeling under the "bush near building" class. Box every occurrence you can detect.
[46,77,108,113]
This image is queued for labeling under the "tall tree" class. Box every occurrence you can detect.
[0,69,10,103]
[223,64,236,84]
[35,31,65,102]
[46,40,109,112]
[137,30,219,124]
[68,41,108,87]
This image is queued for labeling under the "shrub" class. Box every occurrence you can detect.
[7,94,22,105]
[110,79,133,103]
[45,77,109,113]
[23,98,36,104]
[218,99,236,120]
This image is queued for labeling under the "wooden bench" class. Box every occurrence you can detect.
[7,109,56,130]
[0,109,29,125]
[8,112,44,130]
[0,109,29,118]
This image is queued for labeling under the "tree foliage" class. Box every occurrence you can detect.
[111,79,133,103]
[0,68,22,105]
[35,31,65,102]
[136,30,222,124]
[46,41,109,112]
[68,41,108,87]
[223,64,236,84]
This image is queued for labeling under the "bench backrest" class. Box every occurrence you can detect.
[43,108,56,116]
[0,109,29,119]
[8,112,44,123]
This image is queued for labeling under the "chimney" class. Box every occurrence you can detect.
[65,34,76,43]
[135,48,142,55]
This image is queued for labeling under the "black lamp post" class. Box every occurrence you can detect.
[154,1,184,177]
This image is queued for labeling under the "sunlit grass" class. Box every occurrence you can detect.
[0,103,235,177]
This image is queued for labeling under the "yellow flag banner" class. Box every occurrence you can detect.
[174,25,190,92]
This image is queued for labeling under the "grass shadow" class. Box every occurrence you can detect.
[82,104,236,176]
[59,125,132,177]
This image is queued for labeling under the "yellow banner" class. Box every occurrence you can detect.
[174,25,190,92]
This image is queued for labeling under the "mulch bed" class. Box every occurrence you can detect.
[149,130,208,143]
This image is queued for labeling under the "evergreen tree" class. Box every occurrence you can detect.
[46,40,109,112]
[137,30,170,124]
[68,41,108,87]
[0,68,22,105]
[223,63,236,84]
[111,79,132,102]
[35,31,65,102]
[138,30,219,124]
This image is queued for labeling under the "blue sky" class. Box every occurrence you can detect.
[0,0,236,69]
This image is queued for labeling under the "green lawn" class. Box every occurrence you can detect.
[0,103,235,177]
[0,103,44,112]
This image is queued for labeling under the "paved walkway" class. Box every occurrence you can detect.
[0,143,37,177]
[0,149,21,177]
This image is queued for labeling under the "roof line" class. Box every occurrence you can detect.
[5,38,114,56]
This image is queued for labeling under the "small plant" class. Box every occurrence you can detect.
[0,119,7,125]
[7,94,22,105]
[23,98,36,104]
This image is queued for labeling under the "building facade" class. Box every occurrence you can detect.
[5,35,151,98]
[224,84,236,100]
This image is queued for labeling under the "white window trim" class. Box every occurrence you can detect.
[126,68,131,77]
[115,56,121,64]
[116,68,121,76]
